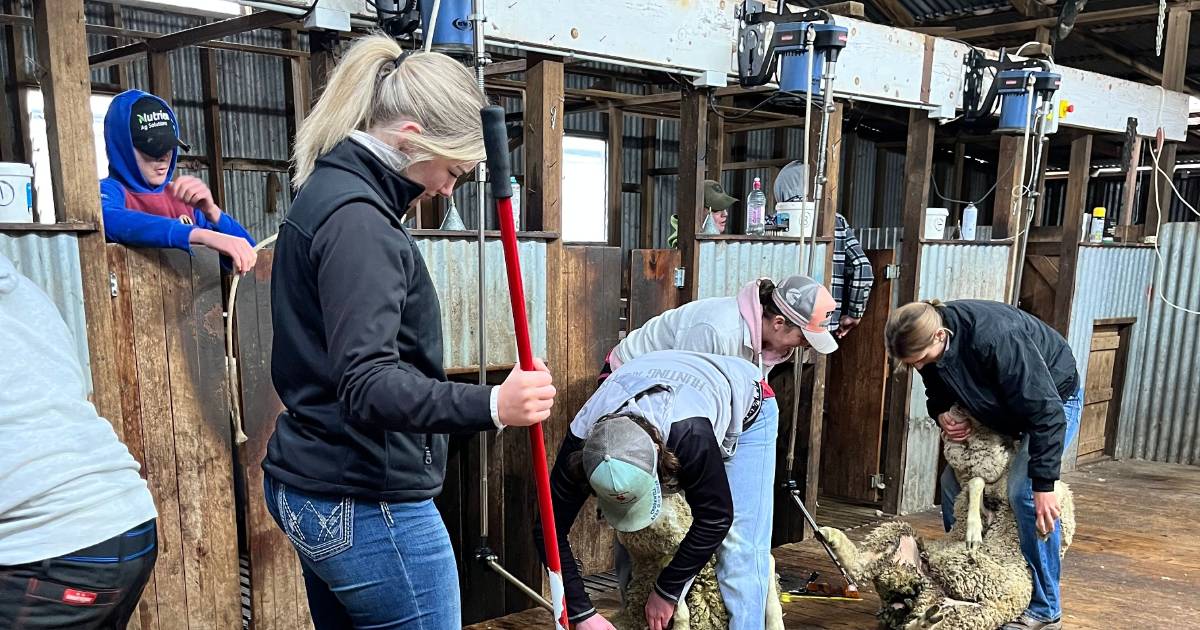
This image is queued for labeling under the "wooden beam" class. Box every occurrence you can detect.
[1052,134,1092,336]
[948,141,966,226]
[1009,0,1052,18]
[0,0,25,162]
[677,88,709,303]
[308,30,339,105]
[949,2,1200,40]
[88,9,293,67]
[484,58,527,76]
[991,135,1024,240]
[817,1,866,17]
[106,2,127,89]
[607,106,624,247]
[706,104,726,182]
[33,0,125,435]
[1147,6,1190,239]
[881,110,935,515]
[1073,29,1200,96]
[1120,118,1141,227]
[639,116,658,248]
[148,51,172,104]
[872,0,915,27]
[199,48,225,210]
[282,28,309,149]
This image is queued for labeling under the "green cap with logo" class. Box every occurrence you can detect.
[581,415,662,532]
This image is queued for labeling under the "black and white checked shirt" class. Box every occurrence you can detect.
[830,214,874,328]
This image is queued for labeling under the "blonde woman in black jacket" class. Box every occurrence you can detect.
[264,36,556,630]
[885,299,1082,630]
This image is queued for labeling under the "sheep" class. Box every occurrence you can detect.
[611,492,785,630]
[819,412,1075,630]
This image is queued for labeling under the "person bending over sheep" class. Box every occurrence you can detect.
[539,351,780,630]
[885,299,1083,630]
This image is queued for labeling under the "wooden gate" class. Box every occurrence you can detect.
[1078,321,1132,463]
[821,249,895,504]
[108,246,242,630]
[629,249,681,330]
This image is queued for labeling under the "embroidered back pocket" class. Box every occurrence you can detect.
[275,484,355,562]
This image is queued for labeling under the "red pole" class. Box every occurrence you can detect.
[482,106,568,629]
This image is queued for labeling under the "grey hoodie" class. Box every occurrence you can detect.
[0,252,156,564]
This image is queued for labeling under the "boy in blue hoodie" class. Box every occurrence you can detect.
[100,90,257,273]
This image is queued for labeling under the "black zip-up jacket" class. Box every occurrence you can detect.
[918,300,1080,492]
[539,418,734,624]
[264,139,494,501]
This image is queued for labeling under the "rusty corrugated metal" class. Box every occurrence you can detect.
[1121,223,1200,465]
[414,237,547,370]
[0,232,91,395]
[902,242,1011,514]
[1060,244,1155,468]
[696,240,828,300]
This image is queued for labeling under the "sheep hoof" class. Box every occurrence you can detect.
[965,520,982,549]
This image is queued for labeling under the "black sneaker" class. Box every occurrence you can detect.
[1002,614,1062,630]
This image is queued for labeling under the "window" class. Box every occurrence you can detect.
[561,135,608,243]
[24,90,113,224]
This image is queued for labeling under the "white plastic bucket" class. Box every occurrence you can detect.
[924,207,949,240]
[0,163,34,223]
[774,201,815,239]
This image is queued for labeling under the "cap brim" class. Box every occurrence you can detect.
[598,482,662,533]
[710,194,737,211]
[803,328,839,355]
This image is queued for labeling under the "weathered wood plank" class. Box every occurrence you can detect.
[628,248,681,331]
[1052,134,1092,336]
[676,88,709,303]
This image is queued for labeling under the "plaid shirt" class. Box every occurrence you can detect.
[830,214,874,328]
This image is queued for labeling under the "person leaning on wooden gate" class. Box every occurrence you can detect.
[261,35,557,630]
[0,252,158,629]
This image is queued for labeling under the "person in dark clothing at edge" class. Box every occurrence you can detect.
[541,351,771,630]
[885,299,1083,630]
[262,36,556,630]
[100,89,257,273]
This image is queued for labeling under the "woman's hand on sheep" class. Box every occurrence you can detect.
[645,591,675,630]
[937,410,972,442]
[1033,491,1060,537]
[574,614,617,630]
[496,358,556,427]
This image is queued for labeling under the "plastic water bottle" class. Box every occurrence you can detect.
[960,202,978,240]
[509,176,521,231]
[746,177,766,236]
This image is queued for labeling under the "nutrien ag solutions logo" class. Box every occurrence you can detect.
[137,110,171,130]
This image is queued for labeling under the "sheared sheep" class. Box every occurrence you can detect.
[612,493,785,630]
[820,412,1074,630]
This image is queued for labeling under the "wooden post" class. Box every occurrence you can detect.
[1120,118,1142,227]
[706,106,726,184]
[639,115,658,248]
[148,51,172,103]
[607,106,624,247]
[676,88,709,304]
[308,29,339,105]
[948,141,966,226]
[1146,7,1190,239]
[520,55,565,599]
[802,103,842,537]
[282,28,310,148]
[199,48,225,210]
[1052,134,1092,336]
[881,110,935,514]
[992,135,1024,240]
[33,0,125,434]
[0,0,25,163]
[107,2,127,89]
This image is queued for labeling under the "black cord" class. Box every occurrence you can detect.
[708,91,786,121]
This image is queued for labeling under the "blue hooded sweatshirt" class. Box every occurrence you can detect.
[100,90,254,251]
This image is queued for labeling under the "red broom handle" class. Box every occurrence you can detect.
[482,106,568,629]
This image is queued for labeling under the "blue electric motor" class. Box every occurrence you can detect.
[996,69,1061,133]
[419,0,473,53]
[778,23,849,98]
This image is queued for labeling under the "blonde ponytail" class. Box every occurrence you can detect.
[291,34,489,189]
[884,300,947,361]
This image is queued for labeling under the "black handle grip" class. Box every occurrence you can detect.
[481,105,512,199]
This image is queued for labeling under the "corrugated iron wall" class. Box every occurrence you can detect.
[696,240,828,299]
[413,237,547,369]
[901,242,1012,514]
[0,233,91,395]
[1062,245,1155,468]
[1119,222,1200,465]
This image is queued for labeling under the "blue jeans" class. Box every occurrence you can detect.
[716,395,780,630]
[263,474,460,630]
[939,386,1083,623]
